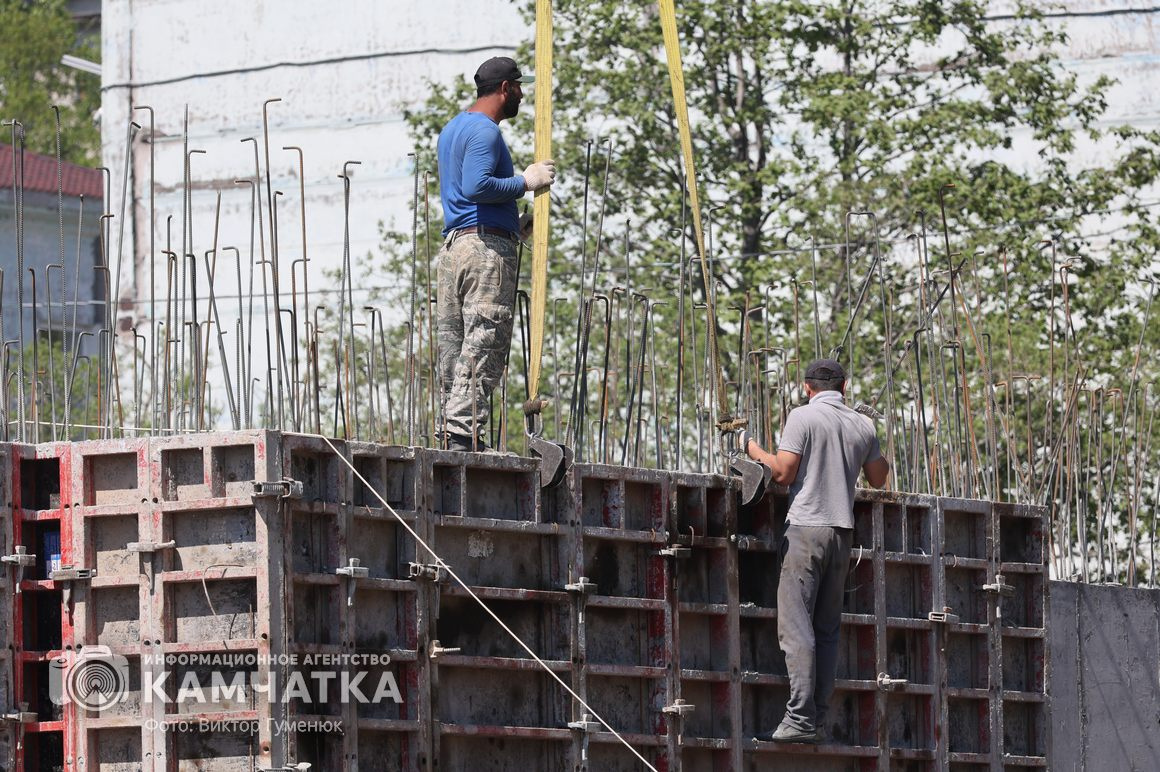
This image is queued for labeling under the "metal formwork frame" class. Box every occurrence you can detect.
[0,435,1049,771]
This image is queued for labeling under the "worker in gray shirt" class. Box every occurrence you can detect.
[741,358,889,743]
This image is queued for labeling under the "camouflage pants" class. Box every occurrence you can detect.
[436,231,518,443]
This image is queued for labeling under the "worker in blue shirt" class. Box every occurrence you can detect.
[435,56,555,452]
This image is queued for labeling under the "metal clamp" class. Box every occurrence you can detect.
[662,698,695,716]
[729,534,762,551]
[0,547,35,567]
[429,640,461,659]
[982,574,1015,596]
[336,558,369,607]
[127,540,177,553]
[2,703,35,723]
[50,566,95,582]
[408,562,450,583]
[252,479,304,499]
[568,713,602,732]
[927,608,960,624]
[876,672,908,691]
[656,545,692,559]
[564,576,597,594]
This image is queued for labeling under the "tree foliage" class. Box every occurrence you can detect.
[0,0,101,165]
[363,0,1160,580]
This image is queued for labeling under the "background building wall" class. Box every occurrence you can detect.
[96,1,1160,422]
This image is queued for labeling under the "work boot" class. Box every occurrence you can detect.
[445,434,490,453]
[755,723,819,744]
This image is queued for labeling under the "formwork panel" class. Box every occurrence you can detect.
[83,451,143,506]
[350,449,419,511]
[288,446,345,504]
[884,563,932,619]
[585,743,664,772]
[999,573,1044,628]
[174,728,260,771]
[208,443,256,498]
[883,504,933,555]
[678,547,730,605]
[88,514,140,577]
[1001,700,1045,757]
[290,730,344,771]
[440,736,570,772]
[355,729,412,772]
[738,550,779,607]
[86,726,143,771]
[162,650,259,715]
[886,627,933,685]
[680,678,731,738]
[583,539,665,600]
[289,509,338,574]
[587,606,660,666]
[351,516,415,579]
[679,611,731,672]
[166,578,259,642]
[946,632,987,689]
[586,674,664,735]
[436,666,567,727]
[1000,636,1044,693]
[944,567,988,625]
[886,693,934,751]
[433,526,563,591]
[463,466,538,520]
[291,583,342,645]
[435,595,568,660]
[741,682,791,738]
[163,506,261,572]
[89,586,142,645]
[160,447,208,501]
[942,508,987,560]
[353,587,417,651]
[947,696,989,754]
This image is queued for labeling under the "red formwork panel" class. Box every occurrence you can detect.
[11,441,73,772]
[0,445,16,769]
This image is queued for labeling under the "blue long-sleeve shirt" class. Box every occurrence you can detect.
[437,111,526,236]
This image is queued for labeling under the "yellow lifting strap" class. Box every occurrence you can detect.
[528,0,553,405]
[657,0,731,425]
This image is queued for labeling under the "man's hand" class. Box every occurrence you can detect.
[736,428,755,456]
[519,212,533,241]
[522,159,556,192]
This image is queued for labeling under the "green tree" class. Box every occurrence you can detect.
[0,0,101,165]
[362,0,1160,580]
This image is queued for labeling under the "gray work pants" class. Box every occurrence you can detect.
[436,231,519,443]
[776,523,853,732]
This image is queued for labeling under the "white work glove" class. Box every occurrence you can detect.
[522,159,556,192]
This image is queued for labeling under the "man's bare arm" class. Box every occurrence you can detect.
[744,439,801,487]
[863,457,889,489]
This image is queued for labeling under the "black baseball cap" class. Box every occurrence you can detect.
[474,57,534,88]
[804,358,846,381]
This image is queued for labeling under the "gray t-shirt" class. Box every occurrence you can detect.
[777,391,883,529]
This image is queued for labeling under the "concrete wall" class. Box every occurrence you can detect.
[1049,580,1160,771]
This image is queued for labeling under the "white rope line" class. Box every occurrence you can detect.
[317,435,659,771]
